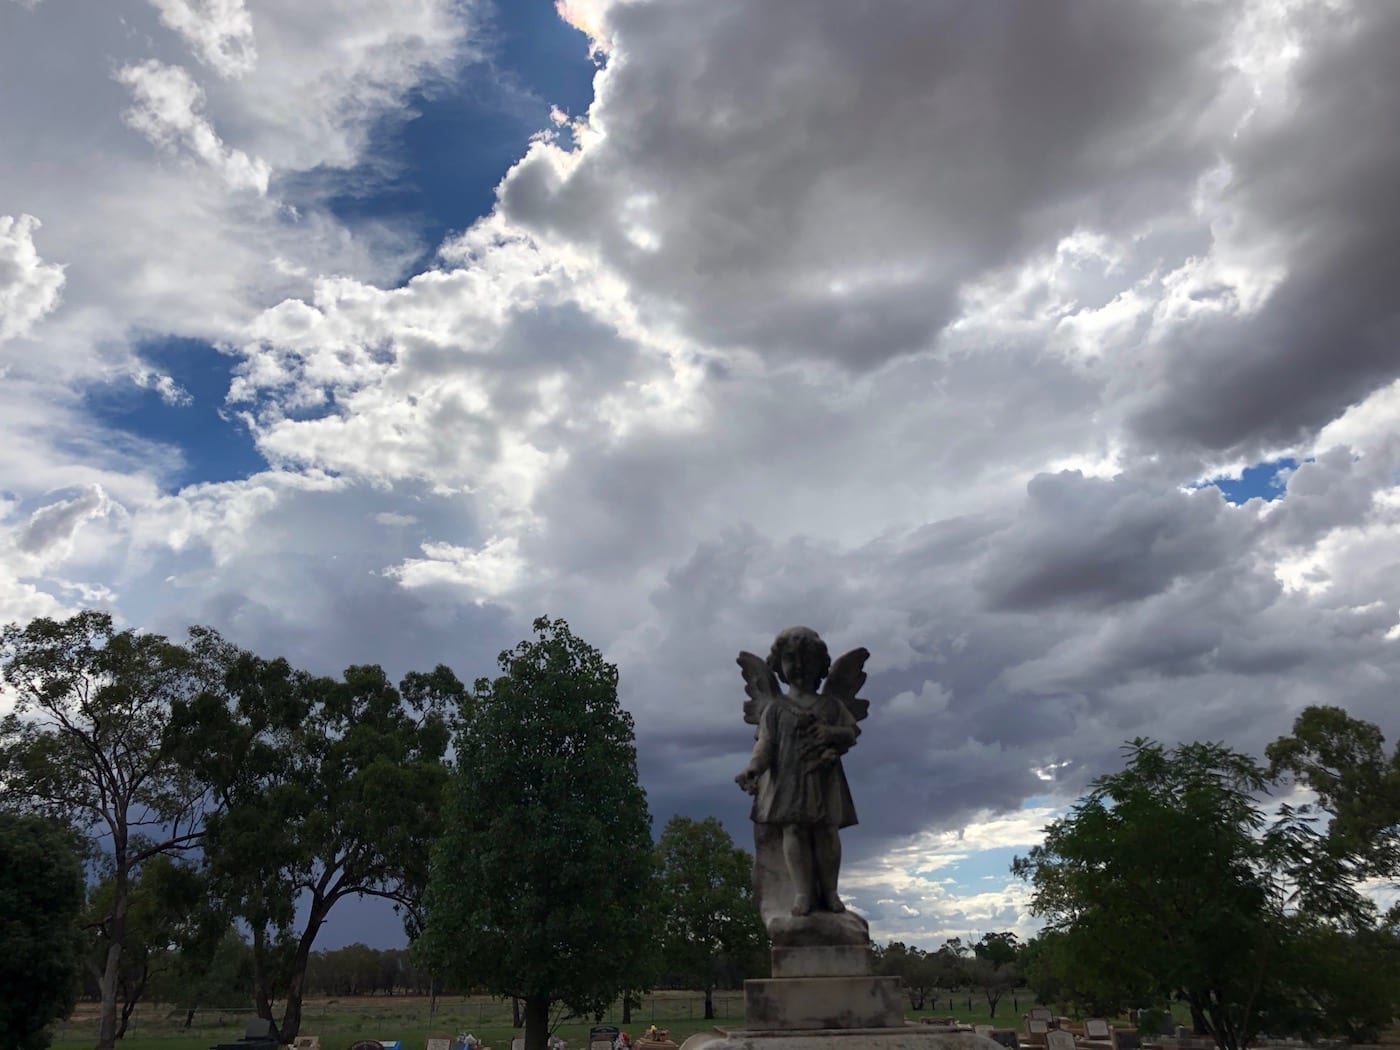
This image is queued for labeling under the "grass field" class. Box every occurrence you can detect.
[51,991,1056,1050]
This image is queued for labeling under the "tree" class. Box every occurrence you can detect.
[0,813,86,1050]
[83,855,228,1039]
[166,640,458,1042]
[153,929,255,1028]
[1014,739,1296,1050]
[417,617,656,1050]
[656,816,768,1019]
[969,932,1022,1017]
[1267,705,1400,889]
[0,612,211,1050]
[875,942,940,1011]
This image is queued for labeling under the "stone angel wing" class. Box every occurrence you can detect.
[737,650,781,726]
[822,646,871,722]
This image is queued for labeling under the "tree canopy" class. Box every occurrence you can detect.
[166,637,459,1042]
[1014,735,1399,1049]
[82,855,226,1040]
[0,812,87,1050]
[656,815,768,1018]
[0,612,211,1050]
[417,617,655,1050]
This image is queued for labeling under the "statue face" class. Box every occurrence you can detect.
[780,645,820,691]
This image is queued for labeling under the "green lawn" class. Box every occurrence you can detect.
[51,991,1059,1050]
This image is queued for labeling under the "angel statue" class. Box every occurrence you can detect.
[735,627,871,928]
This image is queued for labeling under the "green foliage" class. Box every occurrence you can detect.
[1015,734,1400,1049]
[166,635,459,1043]
[84,856,230,1038]
[1014,739,1291,1050]
[875,942,943,1010]
[1267,705,1400,887]
[0,812,86,1050]
[152,929,256,1021]
[967,932,1022,1017]
[418,617,655,1050]
[656,816,767,1017]
[1,612,210,1050]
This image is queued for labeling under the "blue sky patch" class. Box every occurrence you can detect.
[82,338,265,490]
[1207,456,1299,505]
[299,0,597,271]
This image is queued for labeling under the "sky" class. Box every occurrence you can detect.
[2,0,1399,952]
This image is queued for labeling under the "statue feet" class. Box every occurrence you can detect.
[791,893,812,916]
[827,894,846,913]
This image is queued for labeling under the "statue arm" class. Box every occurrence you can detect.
[736,702,777,793]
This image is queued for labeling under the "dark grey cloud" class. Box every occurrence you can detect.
[1127,4,1400,456]
[979,472,1247,611]
[503,0,1237,368]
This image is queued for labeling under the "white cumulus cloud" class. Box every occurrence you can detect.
[117,60,271,193]
[0,214,65,342]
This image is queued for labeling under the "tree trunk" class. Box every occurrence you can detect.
[513,998,525,1028]
[275,901,327,1045]
[95,860,130,1050]
[524,994,551,1050]
[703,985,715,1021]
[184,1009,196,1030]
[116,964,148,1039]
[252,926,278,1032]
[622,994,636,1024]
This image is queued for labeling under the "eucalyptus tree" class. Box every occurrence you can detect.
[1,612,212,1050]
[167,640,460,1042]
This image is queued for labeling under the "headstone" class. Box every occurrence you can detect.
[1114,1033,1141,1050]
[246,1021,276,1041]
[1029,1020,1049,1035]
[1086,1020,1112,1040]
[512,1037,525,1050]
[1030,1009,1053,1023]
[427,1035,451,1050]
[1047,1031,1076,1050]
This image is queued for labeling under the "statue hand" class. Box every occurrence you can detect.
[735,768,760,795]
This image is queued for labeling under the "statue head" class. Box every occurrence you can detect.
[767,626,831,692]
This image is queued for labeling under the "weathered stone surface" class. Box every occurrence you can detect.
[770,944,873,978]
[744,976,904,1030]
[766,910,871,948]
[735,629,872,936]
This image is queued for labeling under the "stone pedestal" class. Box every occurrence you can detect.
[744,976,904,1030]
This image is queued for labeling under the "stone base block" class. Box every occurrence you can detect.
[680,1025,1000,1050]
[770,945,874,979]
[744,976,904,1030]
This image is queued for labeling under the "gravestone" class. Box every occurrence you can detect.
[1085,1021,1111,1041]
[1046,1032,1075,1050]
[1113,1034,1141,1050]
[427,1035,451,1050]
[212,1019,278,1050]
[1030,1010,1052,1024]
